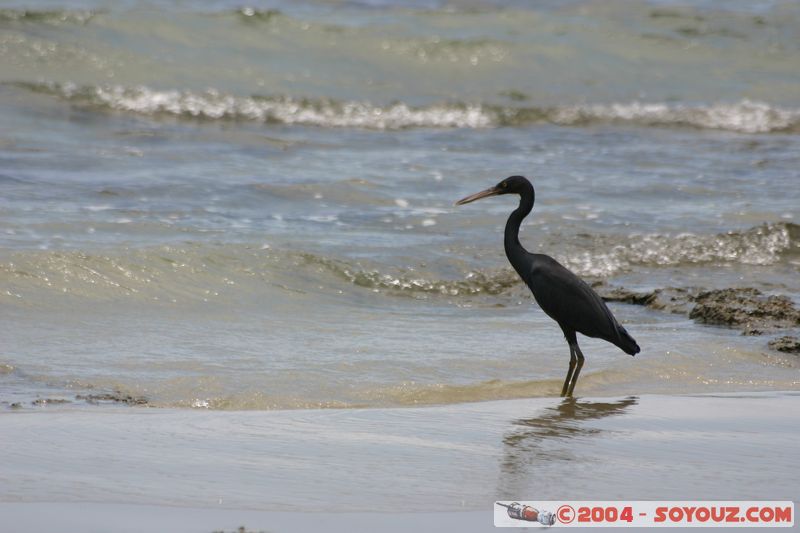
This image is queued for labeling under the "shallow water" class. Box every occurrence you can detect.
[1,0,799,410]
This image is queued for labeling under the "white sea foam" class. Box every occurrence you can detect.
[54,84,491,129]
[560,223,795,278]
[26,82,800,133]
[547,100,800,134]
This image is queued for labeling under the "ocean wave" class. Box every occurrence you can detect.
[19,82,492,129]
[1,224,795,304]
[0,8,97,25]
[304,253,517,297]
[310,223,797,293]
[16,82,800,133]
[559,222,798,278]
[311,222,798,293]
[0,245,512,304]
[497,101,800,134]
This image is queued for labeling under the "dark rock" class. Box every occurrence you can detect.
[596,286,699,315]
[769,336,800,354]
[32,398,71,406]
[598,285,799,335]
[75,392,148,406]
[600,288,659,306]
[689,288,800,334]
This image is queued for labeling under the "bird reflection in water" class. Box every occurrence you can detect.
[498,397,637,495]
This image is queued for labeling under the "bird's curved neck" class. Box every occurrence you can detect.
[504,187,534,274]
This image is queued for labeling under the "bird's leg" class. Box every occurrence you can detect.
[560,344,577,398]
[566,343,585,397]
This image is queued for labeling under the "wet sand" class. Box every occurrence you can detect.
[1,392,798,532]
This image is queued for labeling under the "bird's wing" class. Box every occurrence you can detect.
[525,255,620,341]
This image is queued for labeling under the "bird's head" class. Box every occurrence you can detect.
[455,175,531,206]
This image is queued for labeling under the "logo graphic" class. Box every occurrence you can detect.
[557,504,576,524]
[495,501,794,528]
[496,502,556,526]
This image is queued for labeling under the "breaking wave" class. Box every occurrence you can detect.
[313,222,798,292]
[1,223,796,304]
[17,82,800,133]
[0,8,97,24]
[558,222,798,278]
[19,82,493,129]
[496,101,800,134]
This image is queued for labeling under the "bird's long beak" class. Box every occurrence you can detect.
[455,186,501,206]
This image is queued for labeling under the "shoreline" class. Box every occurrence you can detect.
[0,503,488,533]
[1,391,798,531]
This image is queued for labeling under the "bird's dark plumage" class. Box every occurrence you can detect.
[456,175,639,396]
[525,254,640,355]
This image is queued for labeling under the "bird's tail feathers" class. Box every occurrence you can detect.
[615,326,640,356]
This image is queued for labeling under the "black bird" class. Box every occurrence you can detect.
[456,176,640,397]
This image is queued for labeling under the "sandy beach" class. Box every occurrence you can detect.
[1,392,797,532]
